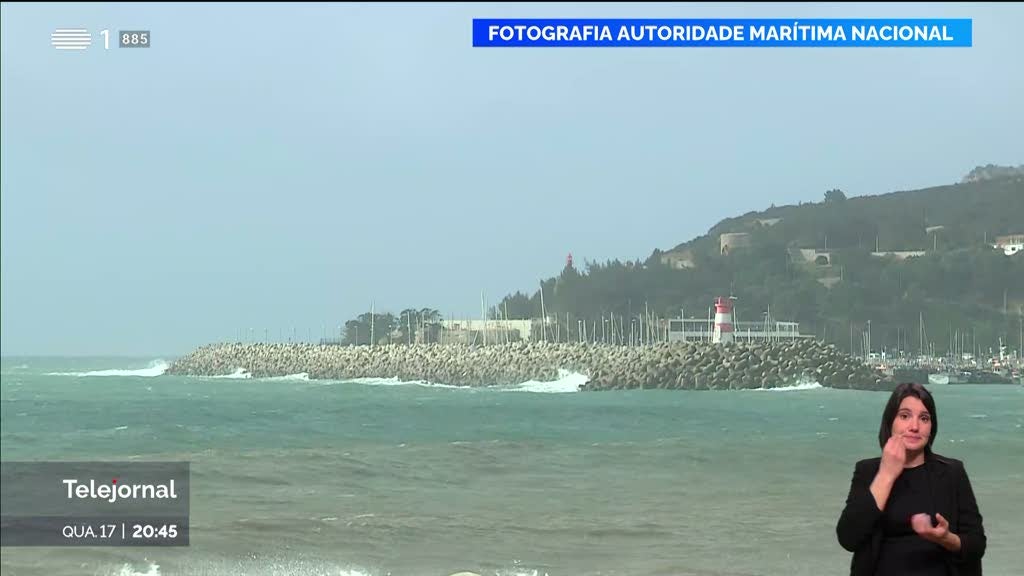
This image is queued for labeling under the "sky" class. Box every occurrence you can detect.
[2,3,1022,356]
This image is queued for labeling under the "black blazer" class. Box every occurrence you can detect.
[836,454,986,576]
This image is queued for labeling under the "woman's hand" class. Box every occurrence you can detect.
[911,513,947,541]
[870,434,906,511]
[879,433,907,482]
[911,512,961,552]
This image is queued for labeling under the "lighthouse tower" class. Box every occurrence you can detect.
[712,296,735,344]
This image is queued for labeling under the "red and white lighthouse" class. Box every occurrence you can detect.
[713,296,735,344]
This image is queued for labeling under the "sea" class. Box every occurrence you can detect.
[1,357,1021,576]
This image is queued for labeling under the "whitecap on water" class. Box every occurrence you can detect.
[48,360,169,378]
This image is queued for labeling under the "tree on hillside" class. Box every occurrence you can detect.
[419,308,443,324]
[494,291,536,320]
[398,309,419,343]
[824,189,847,203]
[343,312,397,346]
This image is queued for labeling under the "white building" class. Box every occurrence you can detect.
[441,319,538,342]
[993,234,1024,256]
[667,318,811,343]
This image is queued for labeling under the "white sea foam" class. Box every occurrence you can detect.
[265,373,310,381]
[47,360,169,378]
[345,376,460,389]
[209,368,252,379]
[111,561,161,576]
[342,370,585,392]
[507,369,586,393]
[753,381,823,392]
[108,560,376,576]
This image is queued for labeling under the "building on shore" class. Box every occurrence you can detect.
[668,297,813,343]
[667,317,811,343]
[993,234,1023,256]
[437,319,538,345]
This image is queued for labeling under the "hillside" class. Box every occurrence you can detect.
[495,168,1024,358]
[684,173,1022,256]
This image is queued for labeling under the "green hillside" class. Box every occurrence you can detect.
[495,169,1024,358]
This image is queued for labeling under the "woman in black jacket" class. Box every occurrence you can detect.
[836,382,986,576]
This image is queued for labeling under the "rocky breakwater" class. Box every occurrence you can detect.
[581,339,894,391]
[167,339,895,391]
[166,341,600,386]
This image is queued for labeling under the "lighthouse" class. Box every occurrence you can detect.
[713,296,735,344]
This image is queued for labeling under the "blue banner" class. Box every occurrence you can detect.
[472,19,972,47]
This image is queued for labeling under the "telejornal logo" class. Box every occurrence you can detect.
[3,463,190,547]
[63,478,179,503]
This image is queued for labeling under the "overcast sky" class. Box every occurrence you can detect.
[2,3,1022,356]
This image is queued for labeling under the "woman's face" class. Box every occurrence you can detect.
[891,395,932,453]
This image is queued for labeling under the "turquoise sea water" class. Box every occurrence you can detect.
[2,357,1022,576]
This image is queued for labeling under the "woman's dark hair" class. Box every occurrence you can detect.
[879,382,938,454]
